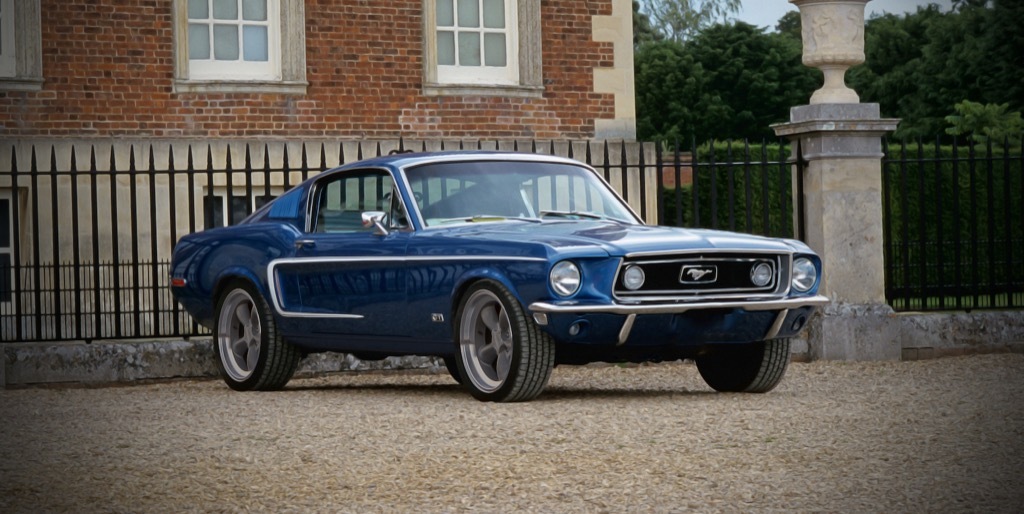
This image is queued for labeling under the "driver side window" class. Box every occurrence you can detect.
[312,170,408,233]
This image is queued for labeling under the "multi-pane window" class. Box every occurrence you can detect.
[0,0,16,77]
[204,191,277,229]
[187,0,279,80]
[0,191,14,303]
[434,0,518,85]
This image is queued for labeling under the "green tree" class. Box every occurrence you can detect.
[635,22,817,141]
[634,40,706,142]
[633,0,663,46]
[848,1,1021,138]
[945,100,1024,142]
[638,0,741,42]
[774,10,801,40]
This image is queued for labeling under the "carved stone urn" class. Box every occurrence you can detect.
[789,0,869,104]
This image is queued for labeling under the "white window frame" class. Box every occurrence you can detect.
[173,0,307,94]
[0,189,15,304]
[423,0,543,97]
[434,0,519,86]
[186,0,281,81]
[0,0,43,91]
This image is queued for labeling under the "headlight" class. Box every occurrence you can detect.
[792,258,817,292]
[550,261,581,297]
[750,262,773,287]
[622,265,645,290]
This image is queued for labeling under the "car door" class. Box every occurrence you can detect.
[271,168,412,341]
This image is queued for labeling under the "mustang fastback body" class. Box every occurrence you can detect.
[171,152,827,401]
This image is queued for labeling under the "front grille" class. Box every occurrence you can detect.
[614,252,791,301]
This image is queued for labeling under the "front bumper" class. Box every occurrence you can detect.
[529,295,830,345]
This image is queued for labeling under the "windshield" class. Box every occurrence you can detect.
[403,160,640,227]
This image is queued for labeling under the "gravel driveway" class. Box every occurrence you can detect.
[2,353,1023,513]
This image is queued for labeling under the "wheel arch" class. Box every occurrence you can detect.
[449,267,532,324]
[212,267,271,307]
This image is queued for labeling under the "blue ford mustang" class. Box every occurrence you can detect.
[171,151,828,401]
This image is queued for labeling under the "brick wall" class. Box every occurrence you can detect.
[0,0,617,139]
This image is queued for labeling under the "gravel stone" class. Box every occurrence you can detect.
[1,354,1023,513]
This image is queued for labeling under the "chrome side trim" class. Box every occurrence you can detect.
[764,309,790,340]
[267,255,546,318]
[529,295,829,316]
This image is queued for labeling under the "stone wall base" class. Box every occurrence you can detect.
[3,309,1023,387]
[1,339,442,389]
[793,303,1024,362]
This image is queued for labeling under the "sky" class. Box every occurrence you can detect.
[734,0,956,30]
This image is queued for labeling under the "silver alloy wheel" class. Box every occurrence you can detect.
[217,288,262,383]
[459,288,514,393]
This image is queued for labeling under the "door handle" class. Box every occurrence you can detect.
[294,239,316,249]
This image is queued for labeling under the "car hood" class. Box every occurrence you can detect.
[432,220,806,257]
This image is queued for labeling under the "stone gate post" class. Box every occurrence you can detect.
[772,0,901,360]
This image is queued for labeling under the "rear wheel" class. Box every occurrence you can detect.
[454,281,555,402]
[695,338,791,393]
[214,281,300,391]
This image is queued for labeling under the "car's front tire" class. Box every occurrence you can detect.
[454,281,555,402]
[214,281,300,391]
[695,338,791,393]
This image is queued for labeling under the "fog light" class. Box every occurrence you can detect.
[750,262,773,287]
[623,265,645,290]
[569,323,582,336]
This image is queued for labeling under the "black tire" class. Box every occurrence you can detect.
[695,338,791,393]
[454,280,555,402]
[442,356,463,384]
[214,280,301,391]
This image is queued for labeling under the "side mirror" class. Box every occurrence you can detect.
[361,211,389,236]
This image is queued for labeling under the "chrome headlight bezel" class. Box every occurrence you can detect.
[792,257,818,293]
[550,261,581,297]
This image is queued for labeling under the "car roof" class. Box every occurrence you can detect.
[333,150,591,172]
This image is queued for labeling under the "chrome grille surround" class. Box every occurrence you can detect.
[613,250,793,303]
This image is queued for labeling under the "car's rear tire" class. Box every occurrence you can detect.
[454,281,555,402]
[214,281,300,391]
[695,338,791,393]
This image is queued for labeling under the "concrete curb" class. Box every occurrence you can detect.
[2,338,444,388]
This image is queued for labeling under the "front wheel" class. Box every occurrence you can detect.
[695,338,791,393]
[454,281,555,402]
[214,281,301,391]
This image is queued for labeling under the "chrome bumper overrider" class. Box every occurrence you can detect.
[529,295,830,345]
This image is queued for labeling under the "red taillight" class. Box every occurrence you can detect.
[170,277,187,288]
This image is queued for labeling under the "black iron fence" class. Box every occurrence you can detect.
[882,136,1024,311]
[1,139,668,343]
[5,135,1017,342]
[656,139,798,239]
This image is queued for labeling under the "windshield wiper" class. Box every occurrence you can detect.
[539,210,604,220]
[435,215,542,225]
[538,210,633,225]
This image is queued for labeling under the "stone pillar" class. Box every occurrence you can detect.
[592,0,637,140]
[772,0,901,360]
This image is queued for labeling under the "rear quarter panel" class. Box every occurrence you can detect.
[170,223,300,328]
